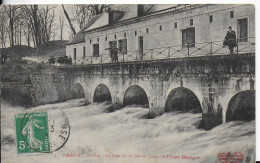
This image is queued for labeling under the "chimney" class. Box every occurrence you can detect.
[138,5,144,17]
[109,11,124,24]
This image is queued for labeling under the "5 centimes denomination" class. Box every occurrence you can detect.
[15,110,70,154]
[15,112,50,154]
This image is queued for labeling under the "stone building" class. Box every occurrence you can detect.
[66,4,255,64]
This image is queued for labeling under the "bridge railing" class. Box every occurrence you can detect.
[71,37,255,65]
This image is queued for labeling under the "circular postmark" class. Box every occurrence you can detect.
[48,110,70,152]
[19,109,70,153]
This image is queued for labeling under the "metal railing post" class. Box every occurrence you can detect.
[151,49,153,60]
[136,50,138,61]
[210,42,212,55]
[91,56,92,64]
[123,53,125,63]
[101,55,102,64]
[187,44,190,57]
[236,39,239,55]
[168,47,170,58]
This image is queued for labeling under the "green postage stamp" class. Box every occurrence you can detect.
[15,112,50,154]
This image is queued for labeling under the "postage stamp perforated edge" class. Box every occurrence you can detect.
[14,111,52,156]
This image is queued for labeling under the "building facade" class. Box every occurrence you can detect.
[66,4,255,65]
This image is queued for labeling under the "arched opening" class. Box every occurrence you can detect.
[71,83,85,99]
[165,87,202,113]
[226,90,255,122]
[123,85,149,107]
[93,84,112,102]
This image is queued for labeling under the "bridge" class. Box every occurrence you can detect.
[29,39,255,130]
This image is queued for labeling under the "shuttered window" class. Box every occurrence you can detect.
[73,48,76,59]
[230,11,234,18]
[209,15,213,22]
[93,44,99,57]
[118,39,127,54]
[237,18,248,42]
[182,27,195,47]
[174,22,177,28]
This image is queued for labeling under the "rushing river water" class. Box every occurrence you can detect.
[1,99,255,163]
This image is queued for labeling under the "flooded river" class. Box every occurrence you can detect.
[1,99,255,163]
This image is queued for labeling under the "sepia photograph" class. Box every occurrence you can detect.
[0,3,256,163]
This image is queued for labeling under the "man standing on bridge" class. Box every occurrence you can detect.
[223,26,237,54]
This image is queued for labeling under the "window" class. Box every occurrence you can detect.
[209,15,213,22]
[159,25,162,31]
[114,34,116,39]
[124,32,126,38]
[83,46,86,59]
[230,11,234,18]
[93,44,99,57]
[73,48,76,59]
[237,18,248,42]
[90,39,92,44]
[174,22,177,28]
[182,27,195,47]
[135,31,137,36]
[105,36,107,41]
[118,39,127,54]
[146,28,149,33]
[190,19,193,26]
[97,38,99,42]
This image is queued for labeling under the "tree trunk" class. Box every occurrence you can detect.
[10,18,14,47]
[62,5,76,36]
[19,24,22,45]
[14,25,16,45]
[27,25,30,46]
[32,5,41,48]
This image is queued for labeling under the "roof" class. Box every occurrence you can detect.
[68,4,199,45]
[82,4,196,33]
[108,4,179,21]
[67,14,104,45]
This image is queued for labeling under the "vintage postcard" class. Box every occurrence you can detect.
[0,3,256,163]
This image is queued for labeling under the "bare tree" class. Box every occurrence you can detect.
[0,7,8,48]
[63,4,110,36]
[74,5,90,29]
[62,5,76,36]
[21,5,56,48]
[39,5,56,44]
[3,5,20,47]
[89,4,109,16]
[22,24,32,47]
[59,12,64,40]
[21,5,41,47]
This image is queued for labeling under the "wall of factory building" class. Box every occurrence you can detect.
[66,42,86,64]
[85,4,254,58]
[67,4,254,64]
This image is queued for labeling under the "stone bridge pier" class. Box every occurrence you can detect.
[61,54,255,130]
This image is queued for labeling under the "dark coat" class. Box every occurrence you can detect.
[223,30,237,47]
[110,48,118,61]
